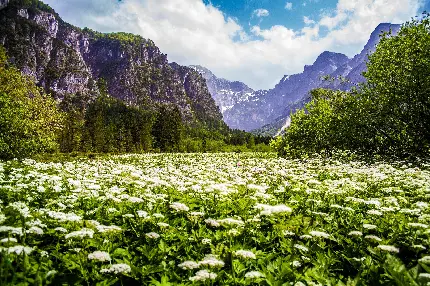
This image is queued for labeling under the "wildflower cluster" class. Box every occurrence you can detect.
[0,153,428,285]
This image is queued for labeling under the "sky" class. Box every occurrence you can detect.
[43,0,428,90]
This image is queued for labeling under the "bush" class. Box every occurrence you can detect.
[0,47,63,159]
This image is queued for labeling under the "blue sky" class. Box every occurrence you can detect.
[204,0,338,32]
[44,0,428,90]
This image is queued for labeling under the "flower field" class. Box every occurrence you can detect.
[0,153,430,285]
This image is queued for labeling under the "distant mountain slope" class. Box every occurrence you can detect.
[0,0,224,127]
[225,23,401,134]
[222,51,349,131]
[190,65,255,115]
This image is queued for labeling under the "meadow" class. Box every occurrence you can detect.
[0,153,429,285]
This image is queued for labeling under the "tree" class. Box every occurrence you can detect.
[362,14,430,155]
[152,105,183,152]
[276,15,430,158]
[0,46,63,159]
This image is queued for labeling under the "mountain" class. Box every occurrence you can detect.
[221,23,401,134]
[189,65,255,115]
[0,0,223,127]
[220,51,349,131]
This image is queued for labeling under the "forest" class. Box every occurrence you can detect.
[0,46,271,160]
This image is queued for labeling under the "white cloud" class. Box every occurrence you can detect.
[43,0,422,90]
[303,16,316,25]
[285,2,293,10]
[253,8,270,18]
[319,12,348,30]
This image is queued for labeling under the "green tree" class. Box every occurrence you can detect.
[276,15,430,158]
[152,105,183,152]
[0,46,63,159]
[361,14,430,155]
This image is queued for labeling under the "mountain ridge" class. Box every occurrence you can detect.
[195,23,401,134]
[0,0,224,129]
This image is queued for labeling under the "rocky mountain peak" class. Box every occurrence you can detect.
[221,22,402,133]
[0,0,224,127]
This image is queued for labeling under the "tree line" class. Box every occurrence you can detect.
[0,48,271,160]
[273,15,430,159]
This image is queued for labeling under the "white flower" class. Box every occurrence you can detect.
[419,256,430,264]
[255,204,292,216]
[0,226,23,236]
[202,238,211,245]
[352,257,366,262]
[292,260,302,268]
[65,228,94,240]
[294,244,309,252]
[100,263,131,274]
[363,224,377,230]
[26,219,47,229]
[54,227,68,233]
[282,230,295,236]
[299,235,312,240]
[178,261,200,270]
[8,245,33,255]
[227,229,241,236]
[234,250,256,260]
[157,222,170,228]
[367,210,383,216]
[217,218,244,227]
[376,245,399,253]
[310,231,330,239]
[9,202,31,218]
[45,270,57,278]
[412,244,426,250]
[330,204,343,209]
[204,218,220,227]
[128,197,144,203]
[87,220,100,227]
[348,231,363,237]
[26,226,44,235]
[1,237,17,243]
[189,211,205,217]
[415,202,428,209]
[96,225,122,233]
[418,273,430,280]
[170,202,189,212]
[189,270,217,281]
[407,223,428,229]
[145,232,160,239]
[47,211,82,222]
[122,214,134,218]
[198,254,225,268]
[244,271,264,279]
[136,210,149,218]
[88,251,111,262]
[151,213,164,219]
[40,251,49,257]
[295,282,306,286]
[365,235,382,242]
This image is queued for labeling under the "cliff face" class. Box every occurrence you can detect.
[221,52,349,131]
[190,65,255,114]
[0,1,223,125]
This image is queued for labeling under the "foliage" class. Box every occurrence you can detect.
[275,15,430,158]
[152,105,183,152]
[0,153,429,285]
[82,94,154,154]
[0,46,63,159]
